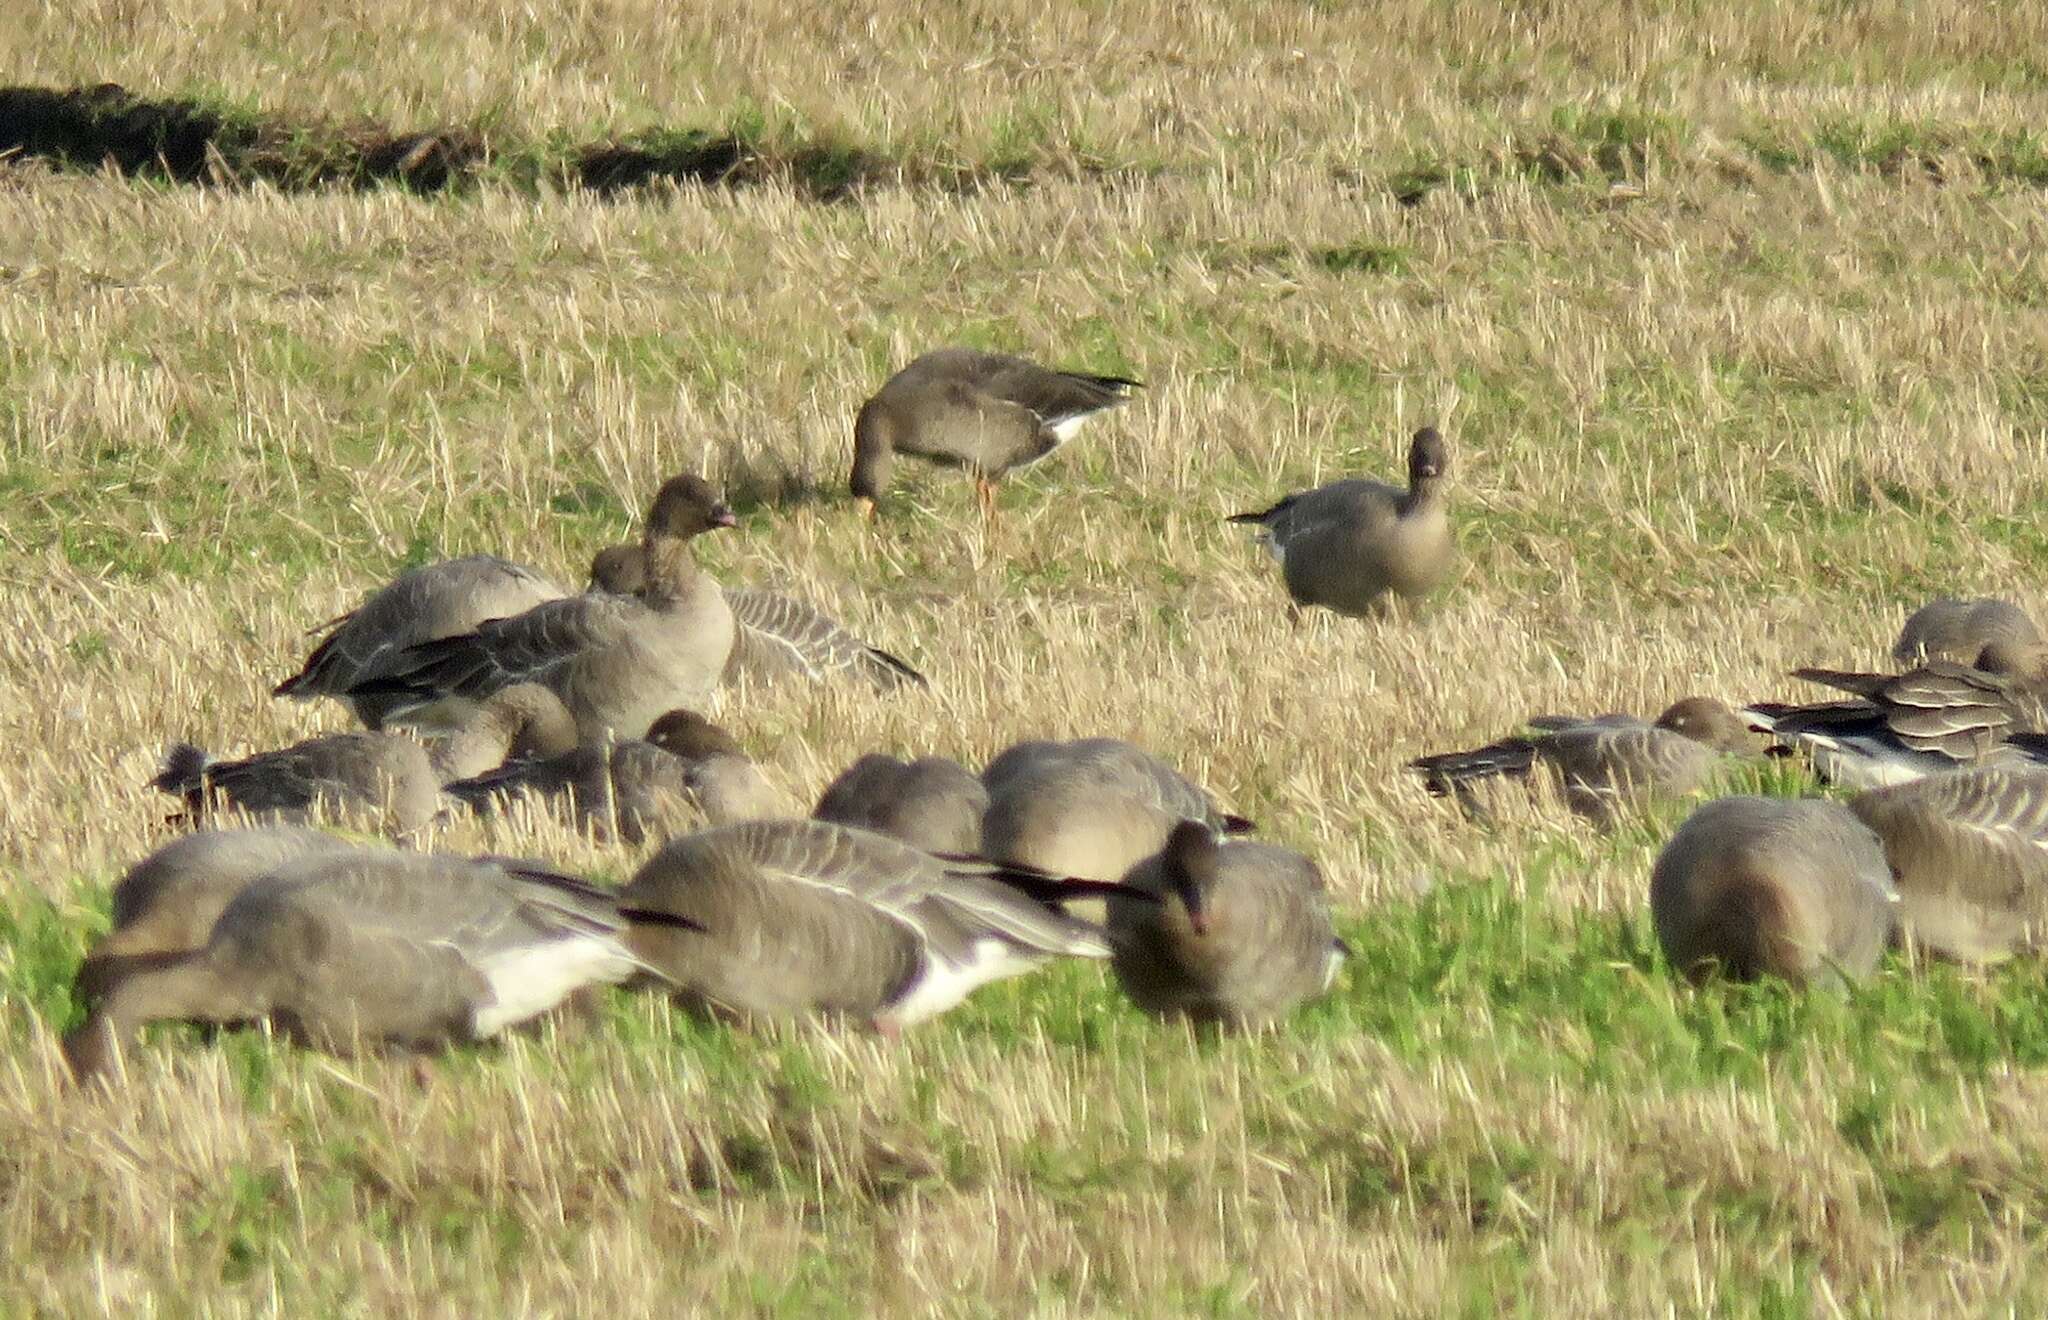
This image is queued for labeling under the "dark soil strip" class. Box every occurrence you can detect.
[0,82,898,199]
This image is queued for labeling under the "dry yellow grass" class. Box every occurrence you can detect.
[7,1,2048,1312]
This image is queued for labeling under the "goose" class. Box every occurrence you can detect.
[850,347,1141,517]
[1108,821,1346,1027]
[74,826,363,1004]
[1408,697,1758,824]
[273,554,566,731]
[1846,767,2048,963]
[1228,426,1453,622]
[616,818,1136,1033]
[812,753,989,855]
[350,475,737,743]
[1893,597,2043,667]
[427,682,582,782]
[63,849,697,1082]
[152,732,443,838]
[588,544,925,691]
[980,737,1254,884]
[443,709,785,843]
[1650,796,1895,988]
[1742,660,2048,788]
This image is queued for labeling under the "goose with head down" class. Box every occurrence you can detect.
[617,818,1141,1033]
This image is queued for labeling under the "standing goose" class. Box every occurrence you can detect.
[1408,697,1758,825]
[74,826,364,1004]
[980,737,1253,884]
[850,347,1142,517]
[273,555,566,731]
[443,709,785,843]
[589,545,925,691]
[1742,660,2048,788]
[63,850,696,1082]
[351,475,738,743]
[1846,768,2048,963]
[1893,597,2044,667]
[1108,821,1346,1027]
[1650,796,1896,989]
[617,819,1136,1032]
[813,754,990,855]
[1229,426,1453,622]
[152,732,443,838]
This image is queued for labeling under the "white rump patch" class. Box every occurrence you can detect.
[881,940,1041,1027]
[469,936,638,1036]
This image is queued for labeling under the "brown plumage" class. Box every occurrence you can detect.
[1108,821,1345,1027]
[617,819,1132,1031]
[1409,697,1757,824]
[1744,660,2048,788]
[589,544,924,691]
[74,827,362,1005]
[152,732,442,838]
[1893,597,2043,667]
[1650,796,1895,988]
[812,754,990,855]
[273,554,566,731]
[351,475,738,742]
[980,737,1253,884]
[443,709,786,844]
[850,347,1141,515]
[1847,768,2048,963]
[1228,427,1453,620]
[64,850,693,1083]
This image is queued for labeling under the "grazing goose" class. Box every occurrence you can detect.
[1108,821,1346,1027]
[1893,597,2044,667]
[443,709,784,843]
[352,475,738,742]
[813,754,990,855]
[850,347,1142,517]
[74,827,363,1004]
[1408,697,1758,824]
[617,819,1134,1032]
[589,544,924,691]
[273,555,566,731]
[1743,660,2048,788]
[1650,796,1895,989]
[152,732,442,837]
[1228,426,1453,621]
[1847,768,2048,963]
[63,850,695,1082]
[980,737,1253,884]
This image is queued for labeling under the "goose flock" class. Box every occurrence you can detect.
[61,345,2048,1084]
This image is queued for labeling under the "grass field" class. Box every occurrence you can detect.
[7,1,2048,1311]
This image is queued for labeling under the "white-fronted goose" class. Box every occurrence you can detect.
[152,732,442,837]
[812,754,990,855]
[1409,697,1758,825]
[1847,768,2048,963]
[443,709,785,843]
[1650,796,1895,988]
[588,544,924,691]
[850,347,1141,516]
[63,850,694,1082]
[1228,427,1453,621]
[980,737,1253,883]
[1893,597,2043,667]
[1108,821,1346,1027]
[273,555,567,731]
[352,475,738,742]
[617,819,1133,1032]
[1743,660,2048,788]
[74,826,363,1004]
